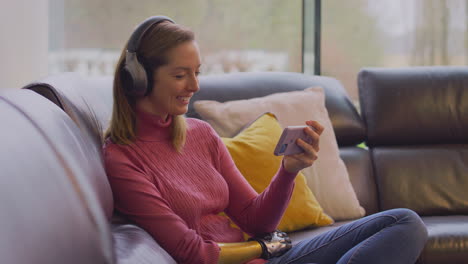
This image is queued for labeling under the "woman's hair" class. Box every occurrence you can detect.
[105,20,195,153]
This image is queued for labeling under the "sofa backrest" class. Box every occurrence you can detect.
[0,89,114,264]
[358,66,468,216]
[26,72,366,145]
[191,72,365,146]
[24,71,378,215]
[24,73,113,133]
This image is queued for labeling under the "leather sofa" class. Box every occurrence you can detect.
[0,66,466,263]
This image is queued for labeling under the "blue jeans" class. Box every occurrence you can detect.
[268,208,428,264]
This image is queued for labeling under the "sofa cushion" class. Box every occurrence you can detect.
[112,224,176,264]
[221,112,334,232]
[373,146,468,216]
[358,66,468,146]
[0,90,113,264]
[419,215,468,264]
[195,87,365,221]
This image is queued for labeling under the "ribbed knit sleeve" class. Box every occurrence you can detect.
[104,144,220,264]
[208,125,298,236]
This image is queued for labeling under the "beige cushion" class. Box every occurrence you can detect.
[194,87,365,220]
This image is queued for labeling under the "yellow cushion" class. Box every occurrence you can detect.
[221,113,333,232]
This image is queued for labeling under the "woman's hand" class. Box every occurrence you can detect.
[283,120,324,173]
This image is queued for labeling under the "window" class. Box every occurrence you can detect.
[304,0,468,101]
[48,0,302,76]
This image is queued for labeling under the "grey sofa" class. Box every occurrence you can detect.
[0,67,466,263]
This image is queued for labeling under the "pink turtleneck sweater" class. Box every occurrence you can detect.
[103,108,297,264]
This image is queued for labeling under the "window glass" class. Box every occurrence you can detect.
[306,0,468,100]
[48,0,302,76]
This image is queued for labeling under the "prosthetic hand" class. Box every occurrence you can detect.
[250,230,292,259]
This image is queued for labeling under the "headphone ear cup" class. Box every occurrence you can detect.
[121,52,149,97]
[122,16,174,97]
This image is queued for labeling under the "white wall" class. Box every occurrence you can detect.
[0,0,48,89]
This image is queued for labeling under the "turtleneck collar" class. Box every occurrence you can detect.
[135,106,173,142]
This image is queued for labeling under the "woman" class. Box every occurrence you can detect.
[104,16,428,264]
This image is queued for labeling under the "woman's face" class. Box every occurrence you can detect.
[138,40,201,119]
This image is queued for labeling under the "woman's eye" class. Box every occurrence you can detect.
[195,71,201,76]
[175,75,185,79]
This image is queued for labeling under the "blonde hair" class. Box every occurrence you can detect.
[105,20,194,153]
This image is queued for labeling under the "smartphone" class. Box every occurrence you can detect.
[274,126,313,156]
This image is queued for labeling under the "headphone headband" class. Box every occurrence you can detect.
[126,15,175,53]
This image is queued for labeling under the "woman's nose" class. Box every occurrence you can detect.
[188,74,200,92]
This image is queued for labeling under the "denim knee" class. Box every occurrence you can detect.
[388,208,428,243]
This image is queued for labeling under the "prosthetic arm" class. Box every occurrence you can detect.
[218,230,292,264]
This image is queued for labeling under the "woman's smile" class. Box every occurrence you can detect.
[176,96,191,105]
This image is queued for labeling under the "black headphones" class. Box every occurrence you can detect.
[121,16,175,97]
